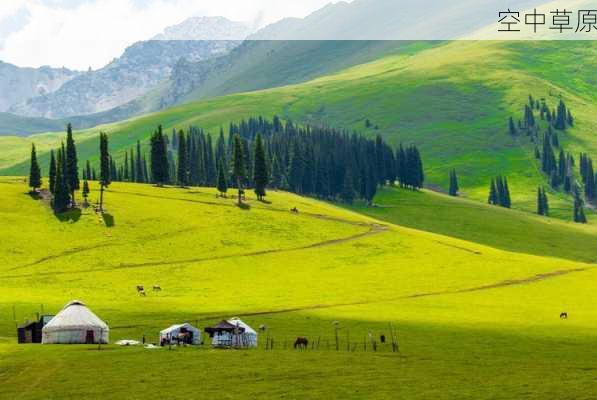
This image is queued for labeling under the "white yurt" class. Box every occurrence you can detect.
[206,318,258,348]
[42,301,109,344]
[159,323,201,345]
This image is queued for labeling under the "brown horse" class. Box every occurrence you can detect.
[560,312,568,320]
[294,337,308,349]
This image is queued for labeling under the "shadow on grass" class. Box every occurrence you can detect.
[55,208,82,223]
[237,202,251,211]
[102,213,115,228]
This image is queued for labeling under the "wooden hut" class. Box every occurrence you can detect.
[17,315,54,343]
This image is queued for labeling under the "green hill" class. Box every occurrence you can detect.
[348,186,597,263]
[1,178,597,399]
[1,41,597,220]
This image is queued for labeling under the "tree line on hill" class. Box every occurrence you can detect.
[507,94,592,223]
[28,116,425,212]
[102,116,424,205]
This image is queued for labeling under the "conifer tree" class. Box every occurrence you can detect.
[28,144,42,193]
[508,117,517,136]
[99,132,110,212]
[489,179,498,206]
[449,169,459,197]
[574,185,587,223]
[537,187,549,216]
[65,123,79,204]
[253,133,269,201]
[288,142,304,193]
[341,168,355,204]
[176,130,189,187]
[217,160,228,197]
[82,180,90,207]
[49,150,57,194]
[85,160,92,182]
[585,158,595,202]
[150,126,169,186]
[53,148,71,213]
[232,134,245,205]
[555,100,567,130]
[135,141,144,183]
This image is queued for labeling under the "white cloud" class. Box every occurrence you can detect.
[0,0,338,70]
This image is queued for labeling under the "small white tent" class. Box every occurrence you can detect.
[42,301,109,344]
[159,323,201,345]
[207,318,258,348]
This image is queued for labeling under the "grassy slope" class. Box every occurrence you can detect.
[1,178,597,399]
[348,186,597,263]
[1,41,597,220]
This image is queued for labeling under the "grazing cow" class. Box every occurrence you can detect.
[291,207,299,214]
[560,312,568,320]
[139,290,147,297]
[136,285,145,293]
[294,337,309,349]
[153,285,162,292]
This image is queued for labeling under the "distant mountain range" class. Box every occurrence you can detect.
[0,62,80,113]
[0,0,546,136]
[6,17,252,120]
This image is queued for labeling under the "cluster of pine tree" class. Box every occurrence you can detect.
[580,153,596,204]
[488,176,511,208]
[540,130,575,191]
[536,186,549,216]
[28,124,112,213]
[509,95,572,140]
[44,124,80,212]
[573,184,588,223]
[105,116,425,205]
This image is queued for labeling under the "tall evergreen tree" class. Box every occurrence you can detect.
[340,168,355,204]
[99,132,111,212]
[217,160,228,197]
[574,185,587,223]
[449,169,459,197]
[65,123,79,204]
[82,180,90,207]
[508,117,517,136]
[28,143,42,193]
[488,179,498,205]
[537,186,549,216]
[232,134,245,205]
[253,133,269,201]
[555,100,567,130]
[49,150,57,194]
[150,126,169,186]
[176,130,189,187]
[53,148,71,213]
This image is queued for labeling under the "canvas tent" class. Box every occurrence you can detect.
[159,323,201,346]
[42,301,109,344]
[205,318,257,348]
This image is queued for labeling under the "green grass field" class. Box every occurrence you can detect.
[1,177,597,399]
[1,41,596,221]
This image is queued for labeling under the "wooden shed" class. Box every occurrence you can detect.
[17,315,54,344]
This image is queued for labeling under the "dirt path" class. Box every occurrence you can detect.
[3,222,388,279]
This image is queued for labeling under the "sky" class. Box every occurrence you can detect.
[0,0,338,70]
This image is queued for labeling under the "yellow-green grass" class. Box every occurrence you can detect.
[2,41,597,220]
[1,178,596,398]
[348,186,597,264]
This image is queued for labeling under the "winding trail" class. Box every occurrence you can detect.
[3,219,388,279]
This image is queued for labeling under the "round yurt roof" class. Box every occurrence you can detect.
[228,318,256,335]
[43,300,108,332]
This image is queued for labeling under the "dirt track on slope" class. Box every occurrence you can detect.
[3,215,388,279]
